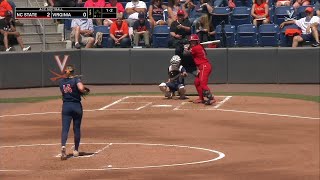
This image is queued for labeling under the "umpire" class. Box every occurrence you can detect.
[59,65,90,160]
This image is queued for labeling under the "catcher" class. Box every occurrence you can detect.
[159,55,188,99]
[58,64,90,160]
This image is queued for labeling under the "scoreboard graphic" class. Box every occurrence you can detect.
[15,7,117,19]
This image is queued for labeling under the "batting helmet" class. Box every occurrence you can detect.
[189,34,199,42]
[65,65,75,75]
[170,55,181,66]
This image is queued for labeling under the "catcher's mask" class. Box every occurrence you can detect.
[170,55,181,68]
[65,65,75,75]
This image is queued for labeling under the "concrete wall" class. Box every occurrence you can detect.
[0,47,319,89]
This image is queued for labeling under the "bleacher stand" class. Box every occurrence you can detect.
[258,24,280,46]
[231,7,252,29]
[274,6,295,25]
[152,25,170,47]
[236,24,258,46]
[234,0,253,7]
[211,7,231,28]
[93,26,110,48]
[215,24,236,47]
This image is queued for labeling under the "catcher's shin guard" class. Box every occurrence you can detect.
[203,90,216,105]
[178,85,186,99]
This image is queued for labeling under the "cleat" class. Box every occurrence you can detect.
[165,91,172,99]
[179,95,188,100]
[204,99,216,105]
[61,146,67,160]
[193,99,205,103]
[73,150,79,157]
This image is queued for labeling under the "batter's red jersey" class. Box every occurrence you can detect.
[190,44,209,66]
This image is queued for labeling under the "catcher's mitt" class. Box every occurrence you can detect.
[81,87,90,97]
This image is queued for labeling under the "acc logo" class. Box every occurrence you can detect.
[49,55,70,81]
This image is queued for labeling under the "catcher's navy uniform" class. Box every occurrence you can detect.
[59,77,83,152]
[166,65,186,92]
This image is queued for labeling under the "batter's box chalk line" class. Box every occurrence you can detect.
[99,96,232,111]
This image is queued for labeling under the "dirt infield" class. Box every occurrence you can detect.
[0,90,319,180]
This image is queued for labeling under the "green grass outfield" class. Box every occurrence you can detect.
[0,92,319,103]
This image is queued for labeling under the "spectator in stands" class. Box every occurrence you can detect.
[280,7,320,47]
[54,0,81,7]
[84,0,106,25]
[44,0,54,7]
[133,12,151,47]
[5,0,23,26]
[0,11,31,51]
[0,0,12,19]
[315,0,320,15]
[195,14,215,43]
[71,19,95,49]
[184,0,202,25]
[104,0,125,26]
[211,0,228,7]
[251,0,270,27]
[168,0,187,26]
[108,13,131,47]
[125,0,147,27]
[148,0,168,29]
[275,0,291,7]
[169,9,191,48]
[184,0,213,33]
[292,0,310,10]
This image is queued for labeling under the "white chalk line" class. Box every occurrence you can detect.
[55,143,111,158]
[173,102,189,111]
[0,96,318,120]
[0,170,30,172]
[98,96,129,110]
[214,96,232,109]
[135,102,152,110]
[151,105,173,107]
[0,142,225,172]
[215,108,320,120]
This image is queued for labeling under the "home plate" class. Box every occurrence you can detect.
[151,105,173,107]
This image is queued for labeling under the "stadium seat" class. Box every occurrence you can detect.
[258,24,280,46]
[230,7,251,29]
[268,0,274,7]
[211,7,231,28]
[274,6,295,25]
[64,19,72,40]
[94,26,110,48]
[236,24,258,46]
[215,24,236,47]
[296,5,314,19]
[279,24,300,47]
[152,25,170,48]
[268,6,275,24]
[234,0,253,7]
